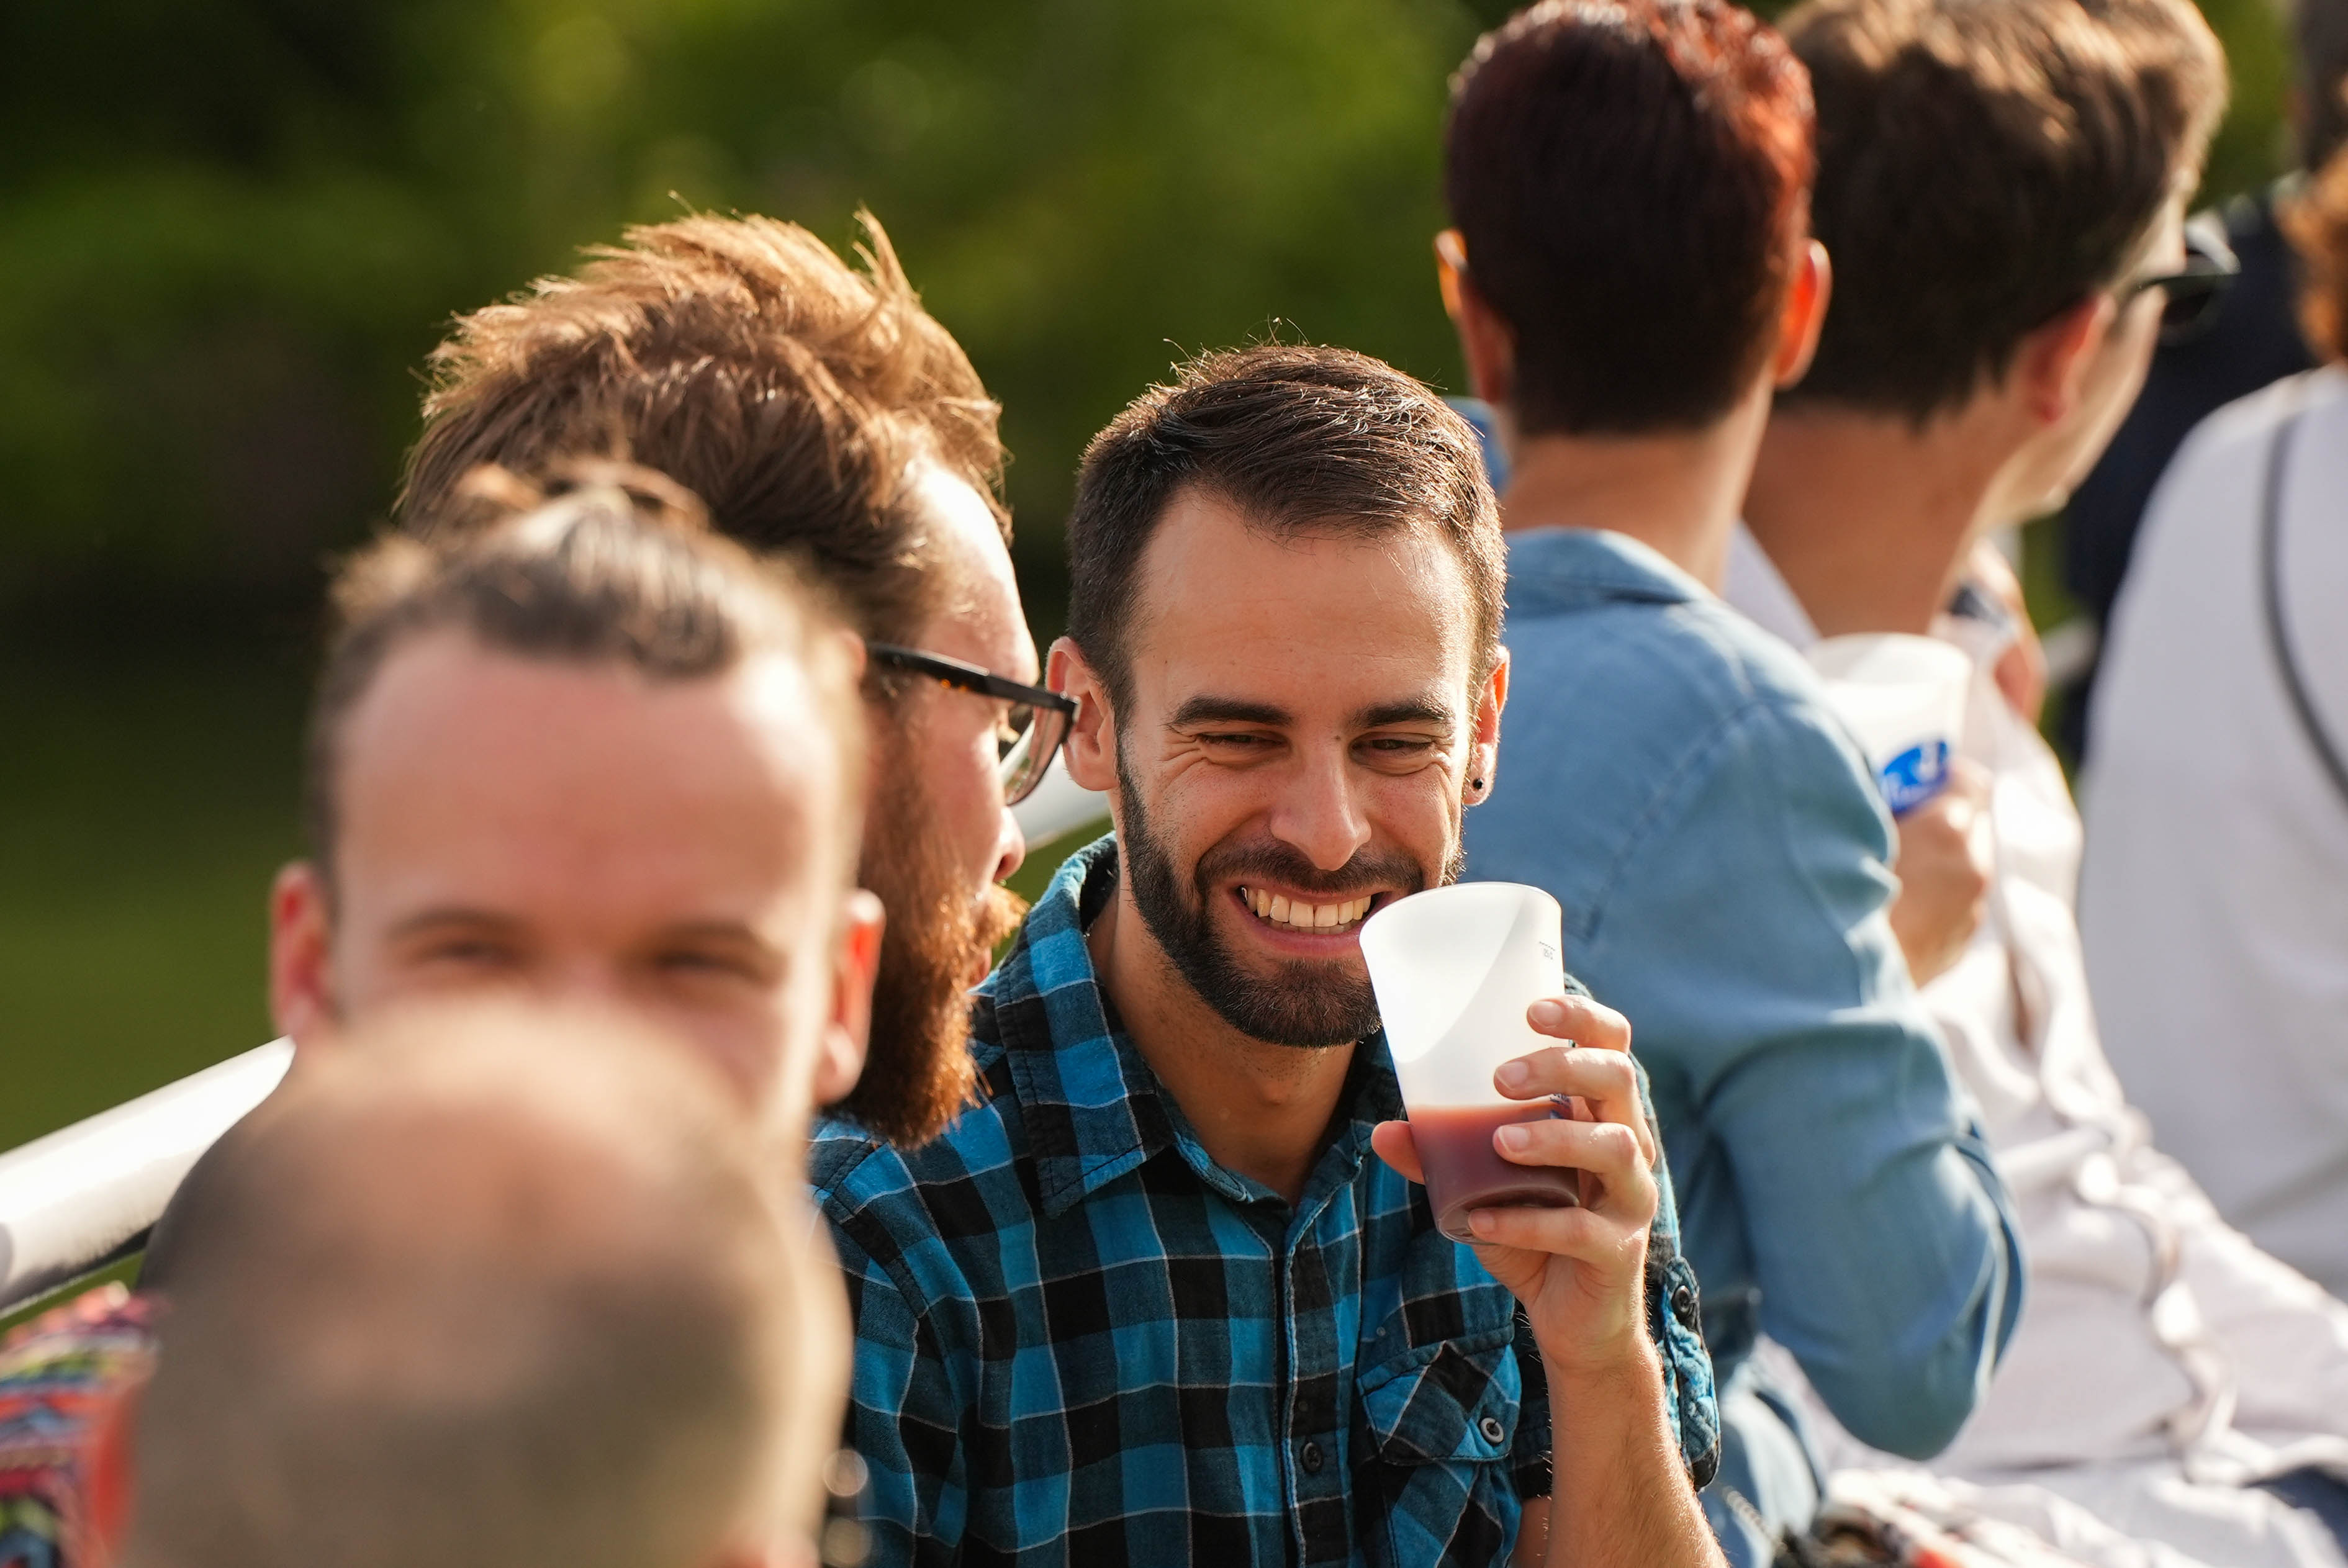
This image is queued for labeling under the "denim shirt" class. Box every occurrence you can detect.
[1463,528,2023,1464]
[814,837,1718,1568]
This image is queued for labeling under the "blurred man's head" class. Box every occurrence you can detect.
[402,214,1033,1145]
[118,1003,842,1568]
[1440,0,1824,441]
[1054,346,1505,1048]
[1779,0,2226,515]
[271,467,877,1142]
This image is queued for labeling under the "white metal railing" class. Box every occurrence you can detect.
[0,761,1109,1315]
[0,1042,294,1311]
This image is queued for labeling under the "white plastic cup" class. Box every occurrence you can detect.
[1807,633,1974,816]
[1358,882,1580,1241]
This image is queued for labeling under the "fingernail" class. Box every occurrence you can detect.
[1529,998,1567,1028]
[1469,1209,1497,1237]
[1496,1122,1530,1152]
[1495,1059,1530,1091]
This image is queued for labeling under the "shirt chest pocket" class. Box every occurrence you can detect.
[1357,1328,1522,1464]
[1354,1329,1528,1567]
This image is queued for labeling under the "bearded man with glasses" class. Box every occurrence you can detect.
[401,212,1052,1147]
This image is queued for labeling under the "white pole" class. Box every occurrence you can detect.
[0,1040,292,1312]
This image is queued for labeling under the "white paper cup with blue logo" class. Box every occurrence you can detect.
[1807,634,1974,816]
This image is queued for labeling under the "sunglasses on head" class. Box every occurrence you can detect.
[2121,215,2240,345]
[866,644,1078,806]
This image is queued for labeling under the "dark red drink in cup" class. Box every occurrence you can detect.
[1407,1102,1583,1241]
[1358,883,1583,1242]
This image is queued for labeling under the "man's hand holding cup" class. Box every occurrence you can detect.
[1360,885,1661,1377]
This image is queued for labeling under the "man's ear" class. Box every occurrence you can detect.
[1773,239,1833,388]
[1437,230,1518,410]
[2012,292,2116,428]
[1469,647,1510,802]
[810,889,883,1109]
[269,862,337,1047]
[1049,638,1121,798]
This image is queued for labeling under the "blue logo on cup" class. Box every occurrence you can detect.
[1882,739,1952,815]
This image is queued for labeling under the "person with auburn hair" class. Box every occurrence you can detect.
[110,1001,846,1568]
[1730,0,2348,1557]
[276,464,877,1143]
[404,213,1056,1149]
[2082,143,2348,1300]
[818,343,1725,1567]
[1439,1,2021,1560]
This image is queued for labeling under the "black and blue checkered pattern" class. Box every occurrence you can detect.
[813,837,1717,1567]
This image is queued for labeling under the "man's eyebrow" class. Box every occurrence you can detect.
[1168,695,1294,729]
[1355,698,1457,729]
[652,920,775,949]
[384,907,521,941]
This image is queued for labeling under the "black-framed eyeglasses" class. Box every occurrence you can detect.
[2123,216,2240,345]
[866,644,1078,806]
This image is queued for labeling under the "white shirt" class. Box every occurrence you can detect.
[1727,523,2348,1568]
[2082,367,2348,1299]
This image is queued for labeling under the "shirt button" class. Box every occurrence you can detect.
[1478,1415,1507,1444]
[1671,1281,1699,1327]
[1300,1440,1325,1474]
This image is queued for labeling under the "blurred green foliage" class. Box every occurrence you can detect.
[0,0,2297,1147]
[0,0,1517,626]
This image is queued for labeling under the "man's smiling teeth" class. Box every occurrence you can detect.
[1240,887,1374,932]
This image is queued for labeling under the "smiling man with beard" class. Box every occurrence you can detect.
[813,345,1723,1568]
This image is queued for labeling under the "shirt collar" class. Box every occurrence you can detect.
[1499,525,1715,618]
[981,836,1403,1220]
[1722,522,1822,650]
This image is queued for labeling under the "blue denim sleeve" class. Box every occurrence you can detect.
[1581,696,2023,1459]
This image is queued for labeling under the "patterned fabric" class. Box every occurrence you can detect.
[0,1286,154,1568]
[814,836,1717,1568]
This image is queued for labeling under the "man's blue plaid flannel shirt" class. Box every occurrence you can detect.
[812,837,1718,1567]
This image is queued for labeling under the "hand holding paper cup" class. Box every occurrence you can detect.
[1358,882,1581,1241]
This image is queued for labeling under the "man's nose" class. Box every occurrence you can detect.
[1269,746,1372,872]
[544,959,629,1007]
[992,799,1027,886]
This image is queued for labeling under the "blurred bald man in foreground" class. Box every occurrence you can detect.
[109,1001,845,1568]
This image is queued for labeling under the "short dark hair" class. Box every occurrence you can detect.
[1444,0,1816,435]
[1065,344,1502,713]
[307,462,861,890]
[400,213,1004,652]
[1782,0,2226,421]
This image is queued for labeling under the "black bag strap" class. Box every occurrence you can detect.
[2259,388,2348,810]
